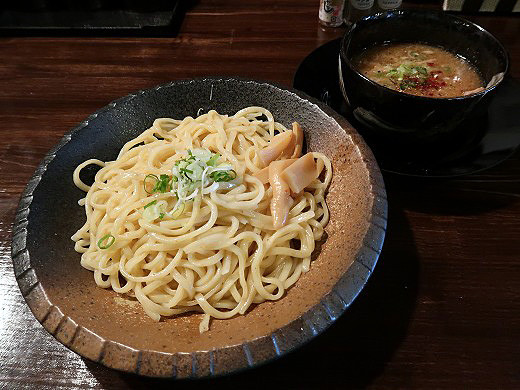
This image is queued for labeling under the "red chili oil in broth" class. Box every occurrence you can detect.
[353,43,485,98]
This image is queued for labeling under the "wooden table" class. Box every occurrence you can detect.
[1,1,519,388]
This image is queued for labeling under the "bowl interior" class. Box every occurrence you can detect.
[341,10,509,88]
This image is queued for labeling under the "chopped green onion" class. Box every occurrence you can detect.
[144,174,171,194]
[144,200,158,209]
[207,153,220,166]
[387,64,428,82]
[159,212,165,219]
[210,169,236,182]
[154,174,171,192]
[98,234,115,249]
[416,66,428,75]
[386,69,398,79]
[150,148,240,206]
[143,174,159,194]
[192,148,212,163]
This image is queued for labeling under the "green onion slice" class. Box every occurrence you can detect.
[144,174,159,194]
[154,174,171,193]
[98,234,115,249]
[144,173,172,194]
[210,169,236,182]
[144,200,158,209]
[207,153,220,166]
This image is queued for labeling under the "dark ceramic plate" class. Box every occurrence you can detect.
[12,78,387,378]
[294,38,520,178]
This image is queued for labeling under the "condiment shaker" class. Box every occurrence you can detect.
[319,0,346,27]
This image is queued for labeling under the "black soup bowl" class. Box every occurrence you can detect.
[339,10,509,150]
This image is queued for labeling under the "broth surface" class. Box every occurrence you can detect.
[354,43,485,98]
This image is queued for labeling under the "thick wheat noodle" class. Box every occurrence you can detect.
[72,107,332,333]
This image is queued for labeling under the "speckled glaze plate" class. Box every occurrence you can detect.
[11,78,387,378]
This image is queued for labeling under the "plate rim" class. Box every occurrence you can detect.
[11,77,388,378]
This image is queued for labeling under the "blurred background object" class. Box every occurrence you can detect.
[343,0,375,26]
[374,0,403,12]
[334,0,519,29]
[443,0,520,12]
[342,0,402,26]
[0,0,194,36]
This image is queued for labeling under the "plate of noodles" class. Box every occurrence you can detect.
[12,78,387,378]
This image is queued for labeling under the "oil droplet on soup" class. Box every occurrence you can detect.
[353,43,485,98]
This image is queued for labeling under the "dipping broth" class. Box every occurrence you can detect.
[353,43,485,98]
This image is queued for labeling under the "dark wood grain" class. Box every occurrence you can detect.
[1,1,519,389]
